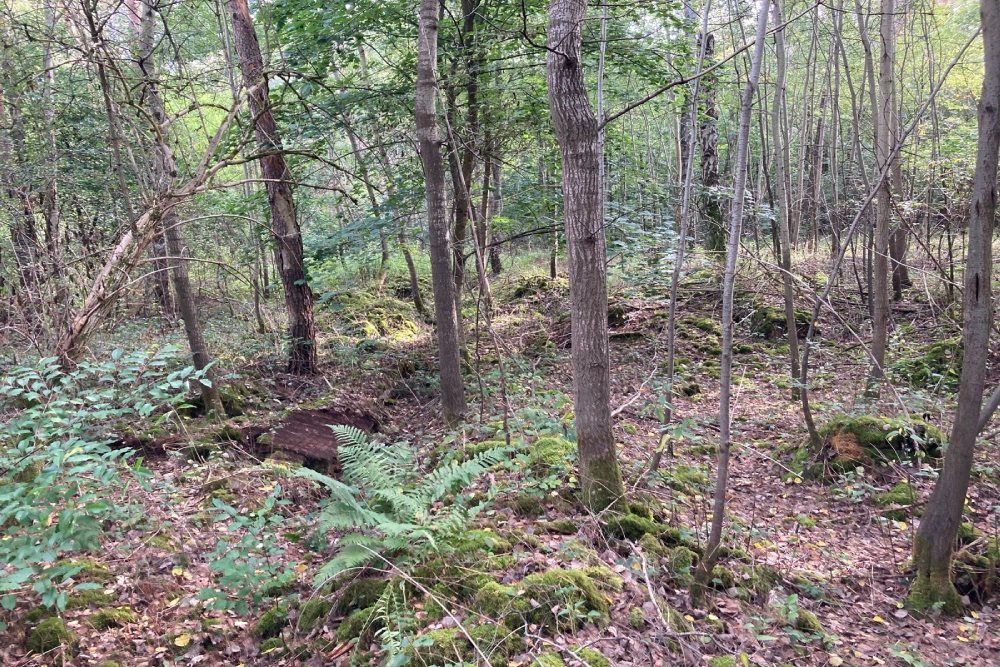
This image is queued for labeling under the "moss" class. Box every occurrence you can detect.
[708,657,737,667]
[260,574,297,598]
[299,598,332,632]
[908,569,965,615]
[583,456,628,513]
[97,661,123,667]
[889,337,962,391]
[260,637,285,654]
[794,609,824,633]
[326,291,423,342]
[407,622,524,666]
[542,518,579,535]
[820,415,945,462]
[527,436,575,470]
[63,558,112,583]
[794,514,817,528]
[639,533,669,558]
[331,577,387,616]
[27,617,77,654]
[628,607,646,629]
[87,606,138,630]
[335,606,379,643]
[709,565,737,590]
[661,464,709,495]
[511,494,545,518]
[748,303,810,339]
[602,512,662,540]
[452,529,513,555]
[739,564,782,602]
[667,546,700,585]
[22,607,50,625]
[509,275,569,300]
[65,590,114,610]
[462,439,515,462]
[876,482,917,520]
[681,316,721,336]
[570,646,611,667]
[474,568,612,633]
[536,652,568,667]
[253,605,290,639]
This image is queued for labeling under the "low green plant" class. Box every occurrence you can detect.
[0,347,199,625]
[197,488,299,615]
[301,426,506,585]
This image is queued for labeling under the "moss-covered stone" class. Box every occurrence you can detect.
[876,482,917,520]
[87,606,138,630]
[542,518,579,535]
[509,275,569,300]
[27,617,77,654]
[407,622,524,666]
[536,652,567,667]
[628,607,646,629]
[474,568,612,633]
[253,605,290,639]
[602,512,662,540]
[570,646,612,667]
[298,598,332,632]
[65,589,115,610]
[747,303,811,339]
[527,436,575,471]
[260,637,285,654]
[335,606,379,643]
[889,337,962,392]
[661,464,709,495]
[510,494,545,517]
[820,415,945,464]
[708,657,737,667]
[709,565,737,590]
[326,291,423,342]
[63,558,112,583]
[667,546,700,586]
[331,578,388,616]
[452,529,513,555]
[794,609,824,633]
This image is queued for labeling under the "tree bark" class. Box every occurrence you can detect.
[770,0,801,401]
[909,0,999,615]
[417,0,467,425]
[869,0,896,390]
[693,0,769,603]
[546,0,626,512]
[698,33,724,255]
[139,0,224,416]
[228,0,317,374]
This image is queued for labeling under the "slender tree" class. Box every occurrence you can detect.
[693,0,770,602]
[546,0,626,512]
[909,0,999,614]
[417,0,467,425]
[228,0,318,375]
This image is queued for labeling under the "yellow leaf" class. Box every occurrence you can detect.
[829,656,844,667]
[971,610,980,619]
[174,633,192,648]
[793,477,802,484]
[957,636,969,642]
[872,614,888,625]
[896,521,907,530]
[171,566,185,577]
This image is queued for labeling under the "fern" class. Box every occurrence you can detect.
[299,426,507,586]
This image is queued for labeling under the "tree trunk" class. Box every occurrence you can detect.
[909,0,999,615]
[139,0,225,416]
[698,33,724,255]
[868,0,896,390]
[417,0,467,425]
[228,0,317,375]
[546,0,626,513]
[770,0,801,401]
[692,0,770,603]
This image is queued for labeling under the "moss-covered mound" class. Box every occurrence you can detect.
[27,617,77,654]
[407,622,523,666]
[474,567,619,634]
[814,414,945,475]
[890,336,962,392]
[745,301,812,339]
[508,275,569,301]
[876,482,919,520]
[323,291,423,342]
[87,606,138,630]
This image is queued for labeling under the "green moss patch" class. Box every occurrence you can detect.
[323,291,423,342]
[889,337,962,392]
[474,567,617,633]
[253,605,290,639]
[27,617,77,654]
[816,415,945,475]
[407,622,524,666]
[87,606,138,630]
[330,577,388,616]
[298,598,332,632]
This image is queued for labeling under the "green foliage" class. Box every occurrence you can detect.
[0,348,200,619]
[197,487,298,615]
[889,336,962,392]
[301,426,505,584]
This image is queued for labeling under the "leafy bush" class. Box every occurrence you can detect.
[0,347,201,622]
[301,426,506,585]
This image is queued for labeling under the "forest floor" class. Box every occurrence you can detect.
[3,254,1000,667]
